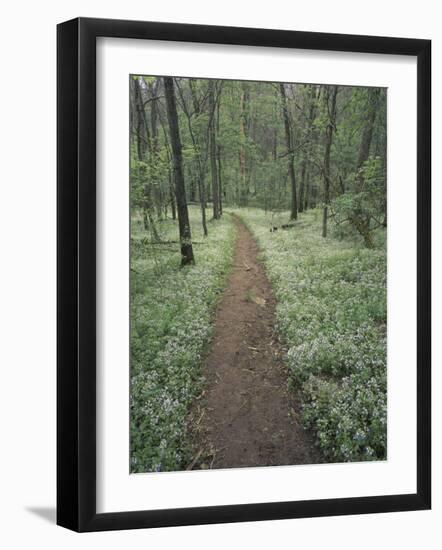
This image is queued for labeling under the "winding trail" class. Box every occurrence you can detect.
[189,216,321,470]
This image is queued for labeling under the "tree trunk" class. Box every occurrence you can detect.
[322,85,338,238]
[304,168,310,211]
[271,114,278,211]
[185,79,208,236]
[133,77,150,158]
[168,165,176,220]
[279,83,297,220]
[299,84,319,213]
[239,84,249,206]
[299,159,307,213]
[163,77,195,266]
[208,80,220,219]
[216,96,223,216]
[350,88,380,246]
[357,88,380,190]
[382,137,387,227]
[198,174,208,238]
[217,145,223,215]
[133,77,159,241]
[149,78,164,220]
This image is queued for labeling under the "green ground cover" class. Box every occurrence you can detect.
[130,207,235,472]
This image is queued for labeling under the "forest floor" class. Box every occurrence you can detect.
[189,216,321,469]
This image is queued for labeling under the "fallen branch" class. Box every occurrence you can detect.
[270,223,296,232]
[186,448,204,470]
[138,239,206,246]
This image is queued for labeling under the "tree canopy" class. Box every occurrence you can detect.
[130,75,386,256]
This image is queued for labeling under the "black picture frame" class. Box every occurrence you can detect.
[57,17,431,532]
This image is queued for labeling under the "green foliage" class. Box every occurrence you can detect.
[131,76,386,225]
[332,157,385,234]
[235,207,387,462]
[130,207,235,472]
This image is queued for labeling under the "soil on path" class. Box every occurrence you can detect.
[189,216,321,470]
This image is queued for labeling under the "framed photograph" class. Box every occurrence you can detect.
[57,17,431,532]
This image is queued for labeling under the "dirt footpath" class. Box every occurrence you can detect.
[189,216,321,470]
